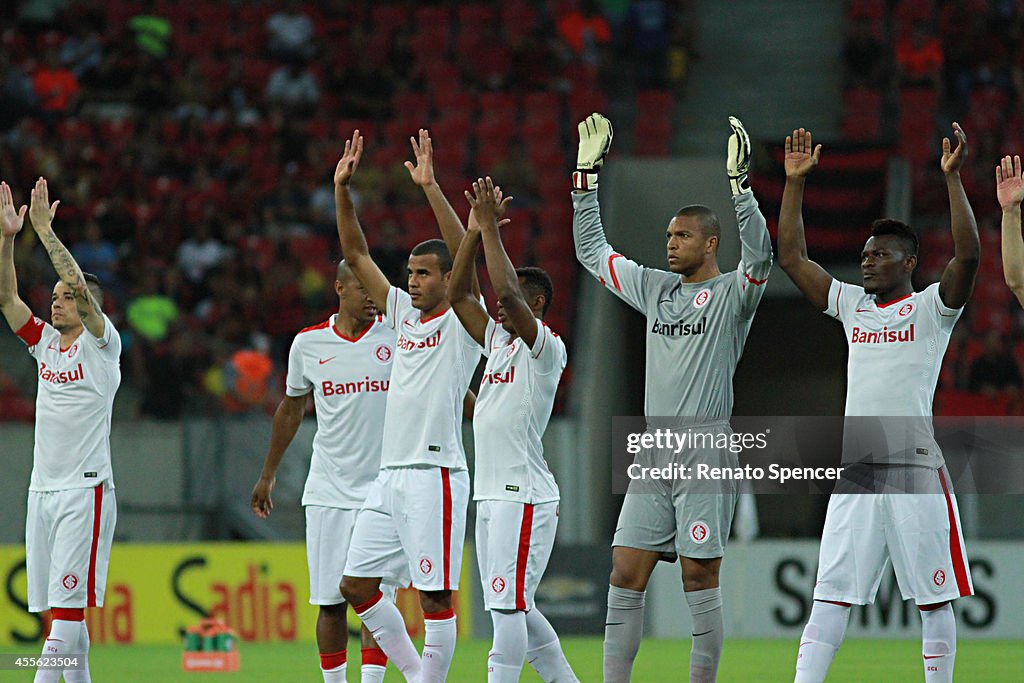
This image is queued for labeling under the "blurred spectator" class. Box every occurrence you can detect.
[32,46,80,123]
[842,19,889,90]
[969,330,1023,396]
[60,21,104,83]
[625,0,670,88]
[330,59,393,120]
[265,0,315,62]
[0,52,38,132]
[556,0,612,66]
[177,218,229,285]
[895,23,944,90]
[128,3,172,59]
[126,270,179,343]
[265,61,321,114]
[73,219,119,288]
[222,344,275,414]
[17,0,68,37]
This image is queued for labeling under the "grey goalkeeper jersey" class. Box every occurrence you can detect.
[572,190,772,419]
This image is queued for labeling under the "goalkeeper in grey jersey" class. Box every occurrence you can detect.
[572,114,772,682]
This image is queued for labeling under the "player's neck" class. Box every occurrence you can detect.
[59,325,85,350]
[872,283,914,305]
[419,300,450,321]
[334,312,372,340]
[680,262,721,284]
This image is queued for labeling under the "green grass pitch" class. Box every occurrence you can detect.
[67,637,1022,681]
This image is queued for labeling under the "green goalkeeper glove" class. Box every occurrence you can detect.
[573,113,613,191]
[726,115,752,196]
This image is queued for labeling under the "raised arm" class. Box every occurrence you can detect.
[937,122,980,309]
[405,128,480,297]
[250,393,309,519]
[998,154,1024,307]
[571,113,650,312]
[28,177,105,338]
[777,128,833,311]
[447,215,489,346]
[472,177,540,347]
[726,116,773,319]
[0,182,32,332]
[334,130,391,311]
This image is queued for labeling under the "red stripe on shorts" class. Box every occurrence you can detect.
[515,505,534,611]
[441,468,453,591]
[938,469,971,597]
[87,484,102,607]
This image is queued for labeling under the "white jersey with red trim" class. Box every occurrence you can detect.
[380,286,480,469]
[826,280,960,467]
[572,189,772,419]
[15,315,122,492]
[286,315,394,508]
[473,318,566,504]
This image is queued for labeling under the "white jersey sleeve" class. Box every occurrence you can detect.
[824,279,864,321]
[285,335,312,397]
[572,190,651,313]
[527,319,566,375]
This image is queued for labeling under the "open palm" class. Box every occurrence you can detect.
[784,128,821,178]
[0,182,26,237]
[997,154,1024,209]
[404,129,435,186]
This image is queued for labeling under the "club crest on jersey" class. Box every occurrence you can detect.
[374,344,393,364]
[932,569,946,588]
[693,289,711,309]
[491,577,507,594]
[689,521,710,544]
[61,573,79,591]
[898,303,914,317]
[67,343,79,358]
[419,557,434,575]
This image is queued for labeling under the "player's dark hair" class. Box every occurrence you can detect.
[410,239,453,273]
[516,266,553,316]
[83,272,104,307]
[870,219,918,257]
[675,205,721,241]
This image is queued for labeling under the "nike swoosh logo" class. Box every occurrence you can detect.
[319,357,336,365]
[923,655,945,660]
[855,308,872,312]
[799,641,812,647]
[692,630,714,637]
[659,299,673,304]
[605,622,624,627]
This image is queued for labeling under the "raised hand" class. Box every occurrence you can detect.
[404,128,436,187]
[250,477,275,519]
[0,182,27,238]
[465,177,512,230]
[997,154,1024,209]
[941,122,968,174]
[28,177,59,232]
[334,130,364,186]
[784,128,822,178]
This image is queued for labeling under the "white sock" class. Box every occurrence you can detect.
[354,592,421,680]
[794,601,850,683]
[35,619,81,683]
[421,610,457,682]
[361,664,386,683]
[686,587,723,683]
[361,646,388,683]
[321,663,346,682]
[63,621,91,682]
[921,604,957,683]
[489,611,527,682]
[526,609,578,682]
[604,585,646,683]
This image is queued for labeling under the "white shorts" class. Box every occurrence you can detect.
[476,500,558,611]
[26,482,117,613]
[345,467,469,591]
[305,506,410,605]
[814,468,973,605]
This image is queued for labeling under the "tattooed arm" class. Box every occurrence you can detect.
[28,177,106,338]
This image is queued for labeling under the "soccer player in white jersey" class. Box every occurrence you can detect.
[996,154,1024,307]
[778,124,979,683]
[334,129,480,682]
[447,177,579,682]
[573,114,773,682]
[0,178,121,683]
[249,259,408,683]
